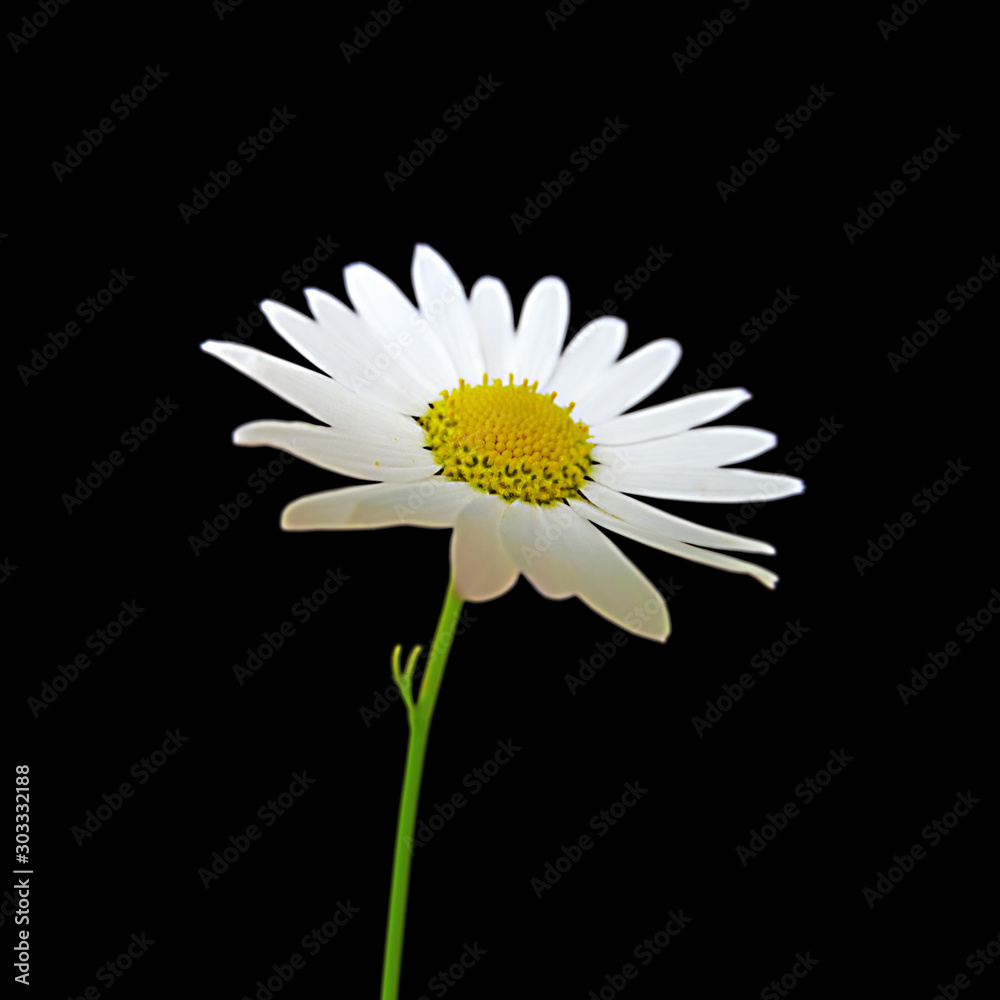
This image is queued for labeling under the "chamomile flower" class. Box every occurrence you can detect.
[202,245,802,642]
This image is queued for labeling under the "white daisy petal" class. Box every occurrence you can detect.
[451,493,520,602]
[498,502,574,598]
[201,340,414,430]
[590,388,752,444]
[543,317,628,403]
[306,286,457,394]
[589,464,804,503]
[301,288,375,357]
[260,297,352,375]
[573,339,682,424]
[512,277,569,386]
[343,259,459,395]
[592,426,777,471]
[205,246,802,639]
[280,477,475,530]
[470,277,515,380]
[500,502,670,641]
[579,480,776,554]
[261,297,428,415]
[233,420,438,482]
[571,497,778,589]
[411,244,485,381]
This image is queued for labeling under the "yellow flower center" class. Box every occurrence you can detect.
[418,374,593,505]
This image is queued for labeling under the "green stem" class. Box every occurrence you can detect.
[380,576,464,1000]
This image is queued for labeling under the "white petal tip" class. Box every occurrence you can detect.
[412,243,456,277]
[201,340,255,364]
[280,501,321,531]
[413,242,441,260]
[231,424,261,446]
[641,619,671,643]
[639,622,670,643]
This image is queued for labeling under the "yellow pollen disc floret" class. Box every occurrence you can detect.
[417,373,594,505]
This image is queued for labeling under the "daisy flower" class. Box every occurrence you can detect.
[201,244,802,643]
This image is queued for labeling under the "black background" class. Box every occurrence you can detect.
[6,1,998,998]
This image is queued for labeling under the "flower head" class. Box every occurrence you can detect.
[202,245,803,642]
